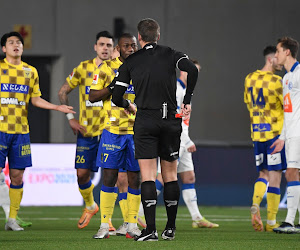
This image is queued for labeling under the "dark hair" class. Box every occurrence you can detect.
[95,31,114,44]
[1,32,24,47]
[137,18,160,43]
[277,37,299,58]
[263,46,276,57]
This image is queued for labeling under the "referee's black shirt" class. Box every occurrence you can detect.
[112,42,198,111]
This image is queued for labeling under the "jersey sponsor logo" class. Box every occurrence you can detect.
[284,93,292,112]
[22,67,32,71]
[85,100,103,107]
[19,144,31,157]
[69,71,74,80]
[125,85,135,94]
[1,97,26,106]
[252,123,271,132]
[86,86,90,94]
[1,83,29,94]
[288,82,293,90]
[92,74,98,85]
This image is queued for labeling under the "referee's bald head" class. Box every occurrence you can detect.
[137,18,160,43]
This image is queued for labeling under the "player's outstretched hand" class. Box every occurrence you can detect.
[57,105,76,114]
[124,103,136,116]
[270,138,284,155]
[69,119,87,135]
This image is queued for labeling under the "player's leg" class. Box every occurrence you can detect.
[5,133,32,231]
[251,141,268,232]
[114,170,128,235]
[76,134,99,229]
[0,170,10,220]
[265,137,286,232]
[265,170,282,231]
[136,158,158,241]
[125,135,141,238]
[274,137,300,234]
[93,130,126,239]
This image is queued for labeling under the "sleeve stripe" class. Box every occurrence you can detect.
[176,55,189,69]
[116,81,130,88]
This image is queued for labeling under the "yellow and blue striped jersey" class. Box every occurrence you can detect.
[66,58,104,137]
[244,70,284,142]
[90,57,135,135]
[0,58,41,134]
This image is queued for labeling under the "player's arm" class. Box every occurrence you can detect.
[111,64,136,115]
[31,96,75,113]
[58,81,86,135]
[89,87,111,103]
[177,57,198,118]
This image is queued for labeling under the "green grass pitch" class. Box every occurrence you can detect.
[1,206,299,249]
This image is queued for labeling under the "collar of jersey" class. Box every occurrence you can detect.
[290,61,299,72]
[177,78,186,89]
[4,58,23,68]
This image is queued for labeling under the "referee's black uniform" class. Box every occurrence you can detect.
[112,42,198,161]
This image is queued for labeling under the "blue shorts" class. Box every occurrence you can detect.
[97,129,140,172]
[253,135,287,172]
[75,133,100,172]
[0,132,32,169]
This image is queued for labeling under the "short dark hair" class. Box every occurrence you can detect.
[277,37,299,58]
[118,33,135,42]
[263,46,276,57]
[137,18,160,43]
[1,32,24,47]
[95,31,114,44]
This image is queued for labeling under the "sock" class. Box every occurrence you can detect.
[9,183,23,219]
[266,186,280,225]
[141,181,157,232]
[182,183,203,221]
[155,179,164,196]
[78,180,95,210]
[138,202,144,217]
[164,181,180,229]
[285,182,300,225]
[0,172,10,220]
[100,185,116,224]
[110,187,118,221]
[252,178,268,207]
[119,192,128,222]
[127,187,141,224]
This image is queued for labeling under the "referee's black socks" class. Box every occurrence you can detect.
[164,181,180,229]
[141,181,157,233]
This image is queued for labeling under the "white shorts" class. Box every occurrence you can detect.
[285,136,300,169]
[156,147,194,174]
[177,148,194,173]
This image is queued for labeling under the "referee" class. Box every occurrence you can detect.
[112,18,198,241]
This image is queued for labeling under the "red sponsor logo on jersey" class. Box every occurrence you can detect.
[284,93,292,112]
[69,71,74,80]
[92,74,99,85]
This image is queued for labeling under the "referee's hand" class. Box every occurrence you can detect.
[124,103,136,116]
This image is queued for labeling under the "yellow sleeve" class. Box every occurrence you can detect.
[31,69,42,97]
[66,63,82,89]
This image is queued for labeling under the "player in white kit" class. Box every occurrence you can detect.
[271,37,300,233]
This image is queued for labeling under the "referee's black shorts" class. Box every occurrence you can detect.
[134,109,182,162]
